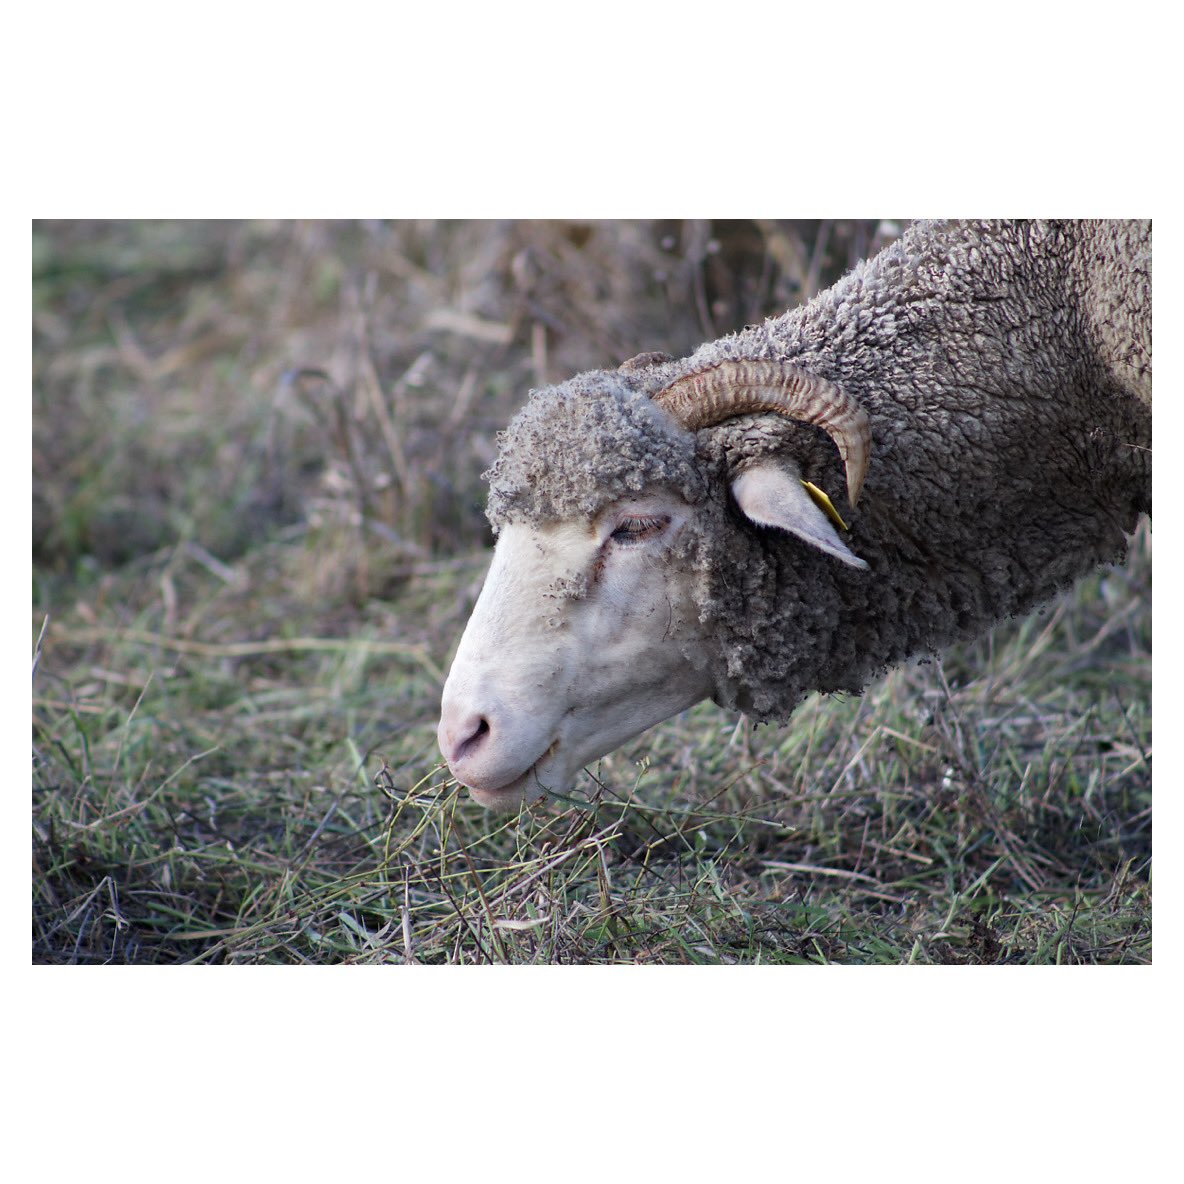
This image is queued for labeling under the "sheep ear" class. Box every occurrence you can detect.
[731,461,869,569]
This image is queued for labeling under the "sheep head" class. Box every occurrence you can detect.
[437,358,871,810]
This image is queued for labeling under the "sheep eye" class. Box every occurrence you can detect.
[609,515,670,545]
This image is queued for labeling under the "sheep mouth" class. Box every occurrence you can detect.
[467,771,534,810]
[463,741,564,811]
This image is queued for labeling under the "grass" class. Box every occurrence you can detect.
[31,220,1151,965]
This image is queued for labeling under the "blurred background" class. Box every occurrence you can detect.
[32,219,896,585]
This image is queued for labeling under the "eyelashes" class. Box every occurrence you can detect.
[609,514,671,545]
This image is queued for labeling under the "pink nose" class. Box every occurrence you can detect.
[437,707,492,771]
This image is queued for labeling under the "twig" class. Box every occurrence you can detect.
[33,614,50,681]
[54,626,442,677]
[425,307,514,344]
[183,541,243,586]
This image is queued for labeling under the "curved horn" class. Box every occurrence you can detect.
[652,359,871,507]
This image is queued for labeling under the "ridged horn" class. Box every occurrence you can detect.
[652,359,871,507]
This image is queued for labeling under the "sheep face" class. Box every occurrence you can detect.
[437,491,714,809]
[438,358,872,809]
[439,460,866,808]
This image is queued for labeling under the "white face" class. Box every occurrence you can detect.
[437,457,866,810]
[437,492,714,809]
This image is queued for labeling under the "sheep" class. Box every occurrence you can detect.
[437,219,1151,810]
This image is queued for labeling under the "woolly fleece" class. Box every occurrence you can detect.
[484,219,1152,721]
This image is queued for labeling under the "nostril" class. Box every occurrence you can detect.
[464,717,491,755]
[440,709,493,767]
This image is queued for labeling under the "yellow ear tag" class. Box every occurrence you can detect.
[801,480,850,532]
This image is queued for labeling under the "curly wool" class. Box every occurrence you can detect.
[483,219,1152,724]
[688,220,1151,719]
[484,370,708,530]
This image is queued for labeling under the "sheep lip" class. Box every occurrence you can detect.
[461,741,563,809]
[465,768,539,810]
[467,778,527,807]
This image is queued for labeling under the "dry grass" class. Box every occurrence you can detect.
[32,219,1150,965]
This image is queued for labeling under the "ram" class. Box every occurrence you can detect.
[437,219,1151,810]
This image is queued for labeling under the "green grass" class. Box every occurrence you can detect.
[32,220,1151,965]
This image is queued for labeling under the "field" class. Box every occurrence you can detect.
[31,219,1152,965]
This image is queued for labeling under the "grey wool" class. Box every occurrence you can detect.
[484,219,1152,722]
[485,370,709,527]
